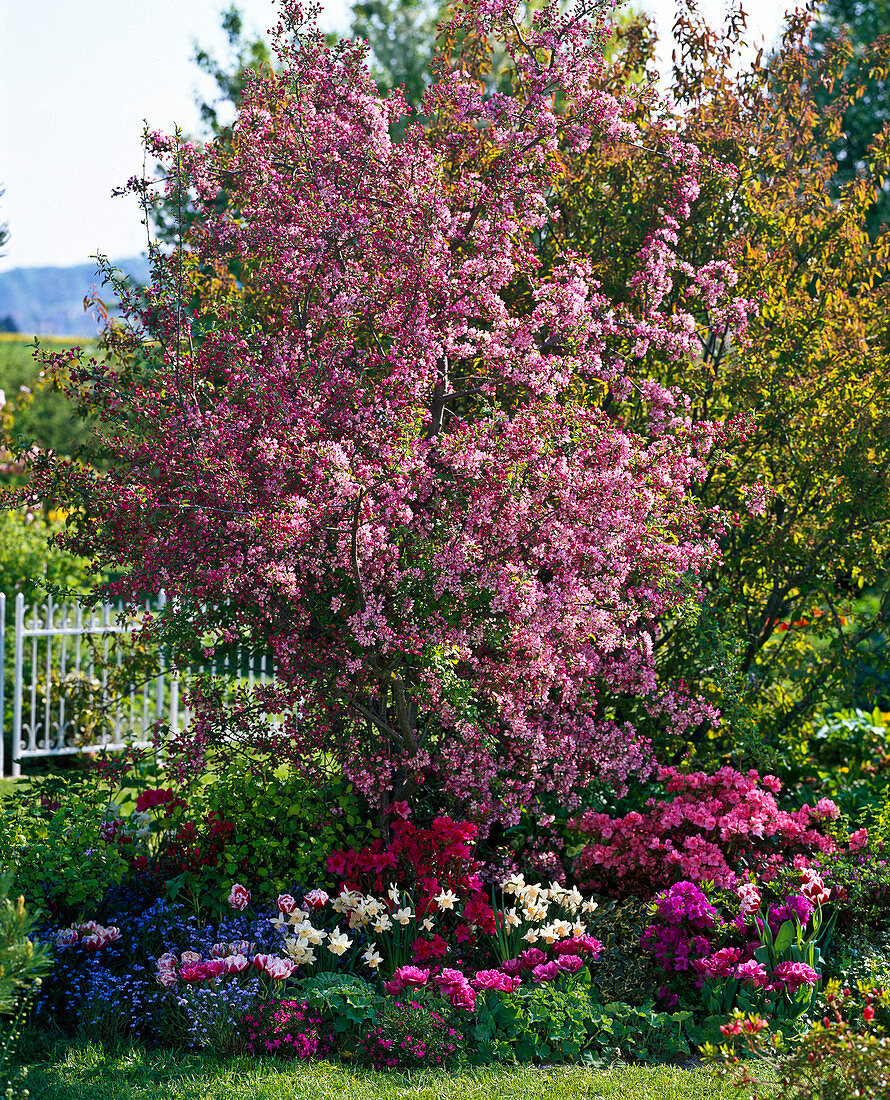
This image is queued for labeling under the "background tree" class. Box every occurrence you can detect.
[812,0,890,235]
[550,3,890,766]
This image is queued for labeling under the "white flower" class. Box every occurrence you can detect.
[502,874,526,895]
[372,915,393,934]
[362,945,383,970]
[388,886,402,903]
[434,889,459,911]
[572,921,587,938]
[327,931,353,956]
[523,904,548,923]
[333,890,359,914]
[522,929,539,944]
[540,924,559,944]
[421,917,435,932]
[393,907,413,925]
[564,887,583,911]
[581,900,598,915]
[552,919,572,939]
[504,908,520,928]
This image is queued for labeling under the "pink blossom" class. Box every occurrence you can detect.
[771,961,819,992]
[391,966,430,989]
[554,953,585,974]
[532,961,561,983]
[472,969,522,992]
[848,828,868,852]
[735,959,770,989]
[223,953,250,974]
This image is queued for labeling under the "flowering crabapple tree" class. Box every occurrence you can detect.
[32,0,752,823]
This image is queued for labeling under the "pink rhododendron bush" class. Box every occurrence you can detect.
[570,767,841,898]
[30,0,752,825]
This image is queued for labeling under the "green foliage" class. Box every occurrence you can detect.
[0,335,96,459]
[708,983,890,1099]
[0,774,128,920]
[0,507,97,614]
[0,873,53,1099]
[350,0,442,110]
[291,972,384,1048]
[473,972,690,1065]
[159,764,370,917]
[0,871,53,1016]
[358,994,463,1068]
[587,899,664,1007]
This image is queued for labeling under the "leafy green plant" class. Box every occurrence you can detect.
[290,972,384,1052]
[472,970,690,1066]
[0,872,53,1099]
[0,775,129,919]
[707,983,890,1099]
[587,898,664,1007]
[358,996,464,1069]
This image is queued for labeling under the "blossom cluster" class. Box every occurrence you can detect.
[54,920,121,952]
[571,767,838,895]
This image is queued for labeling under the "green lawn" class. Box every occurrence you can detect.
[11,1036,773,1100]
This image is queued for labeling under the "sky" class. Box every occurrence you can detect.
[0,0,791,274]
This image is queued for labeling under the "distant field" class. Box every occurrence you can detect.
[0,333,95,455]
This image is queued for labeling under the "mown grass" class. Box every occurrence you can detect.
[12,1035,774,1100]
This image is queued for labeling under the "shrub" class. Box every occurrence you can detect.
[358,997,462,1069]
[0,774,130,920]
[0,873,53,1099]
[570,767,840,897]
[709,984,890,1099]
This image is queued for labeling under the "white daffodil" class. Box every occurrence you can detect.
[523,904,549,923]
[552,919,572,939]
[372,915,394,934]
[362,945,383,970]
[572,921,587,938]
[434,889,459,911]
[333,890,359,914]
[363,897,386,918]
[393,907,413,926]
[564,887,584,911]
[581,900,599,915]
[388,886,402,903]
[504,908,520,928]
[327,931,353,956]
[502,874,526,895]
[421,916,436,932]
[522,928,540,944]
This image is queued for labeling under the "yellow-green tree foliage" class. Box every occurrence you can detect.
[550,2,890,760]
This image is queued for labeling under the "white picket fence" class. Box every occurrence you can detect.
[0,592,274,777]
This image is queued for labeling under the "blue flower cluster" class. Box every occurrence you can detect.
[37,893,282,1048]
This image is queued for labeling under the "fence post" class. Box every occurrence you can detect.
[11,594,24,778]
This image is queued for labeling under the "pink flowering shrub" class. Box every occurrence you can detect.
[358,999,462,1069]
[571,767,838,897]
[244,999,334,1060]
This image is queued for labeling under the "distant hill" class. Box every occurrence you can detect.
[0,257,150,337]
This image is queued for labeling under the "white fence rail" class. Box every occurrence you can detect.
[0,592,274,777]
